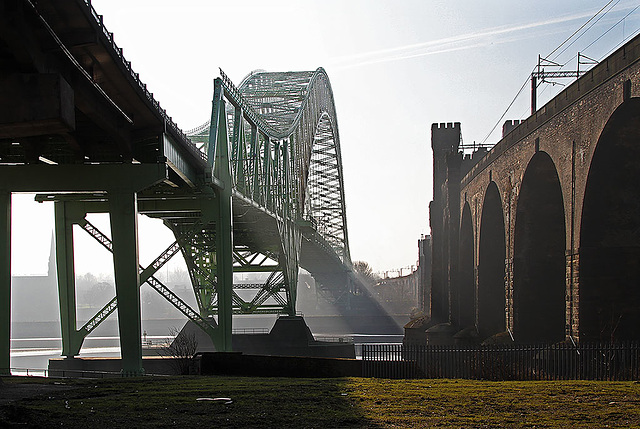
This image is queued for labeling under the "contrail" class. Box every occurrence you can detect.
[331,30,566,70]
[328,8,623,70]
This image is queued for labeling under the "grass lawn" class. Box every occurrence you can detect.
[0,376,639,428]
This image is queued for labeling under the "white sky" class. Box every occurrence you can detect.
[10,0,640,275]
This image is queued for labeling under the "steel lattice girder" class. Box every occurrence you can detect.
[181,67,352,322]
[225,68,350,261]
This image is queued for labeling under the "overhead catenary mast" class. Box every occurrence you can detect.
[531,53,599,114]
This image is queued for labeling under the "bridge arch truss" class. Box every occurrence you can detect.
[176,68,354,345]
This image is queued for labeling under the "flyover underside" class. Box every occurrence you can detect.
[141,191,352,315]
[233,193,355,313]
[202,194,352,302]
[299,229,349,283]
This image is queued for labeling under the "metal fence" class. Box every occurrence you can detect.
[7,367,130,379]
[362,342,640,380]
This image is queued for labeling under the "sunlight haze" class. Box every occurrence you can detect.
[10,0,640,275]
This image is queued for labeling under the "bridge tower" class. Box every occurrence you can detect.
[429,123,489,343]
[430,123,462,328]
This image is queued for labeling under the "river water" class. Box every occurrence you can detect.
[10,318,186,375]
[11,316,404,375]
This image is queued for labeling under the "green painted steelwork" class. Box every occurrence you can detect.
[184,69,353,319]
[0,64,353,374]
[54,202,83,357]
[0,164,167,193]
[76,219,218,350]
[49,199,222,356]
[0,192,10,375]
[0,0,352,375]
[109,191,144,376]
[212,88,233,352]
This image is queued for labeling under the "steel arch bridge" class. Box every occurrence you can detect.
[61,68,355,371]
[179,67,353,325]
[37,69,354,374]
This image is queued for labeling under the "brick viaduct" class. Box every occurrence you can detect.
[429,33,640,344]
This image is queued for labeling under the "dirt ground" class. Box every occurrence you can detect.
[0,377,77,404]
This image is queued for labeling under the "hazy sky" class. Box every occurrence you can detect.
[11,0,640,275]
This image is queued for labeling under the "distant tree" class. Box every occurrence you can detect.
[76,273,115,306]
[353,261,380,285]
[168,266,190,286]
[76,272,98,288]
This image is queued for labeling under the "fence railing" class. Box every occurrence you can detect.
[362,342,640,380]
[7,367,130,379]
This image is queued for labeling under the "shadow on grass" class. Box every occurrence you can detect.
[0,376,382,428]
[4,376,640,427]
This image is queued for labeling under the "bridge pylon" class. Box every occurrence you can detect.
[195,77,303,320]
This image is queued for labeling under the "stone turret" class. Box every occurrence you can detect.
[429,123,461,333]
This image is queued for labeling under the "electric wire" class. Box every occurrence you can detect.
[546,0,617,59]
[557,2,637,69]
[480,0,635,145]
[536,4,639,110]
[582,4,640,56]
[540,4,640,109]
[552,0,621,63]
[479,72,534,145]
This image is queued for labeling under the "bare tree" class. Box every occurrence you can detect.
[162,326,198,375]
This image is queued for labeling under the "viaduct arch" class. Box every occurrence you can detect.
[580,98,640,342]
[428,33,640,343]
[477,181,506,339]
[513,152,565,343]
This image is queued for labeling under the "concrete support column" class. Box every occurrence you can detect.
[109,191,143,376]
[54,202,82,357]
[0,192,10,375]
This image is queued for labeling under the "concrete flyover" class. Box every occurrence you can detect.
[430,33,640,344]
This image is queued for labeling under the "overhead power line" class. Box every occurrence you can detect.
[480,0,635,145]
[547,0,617,59]
[479,73,533,146]
[582,4,640,55]
[553,0,621,63]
